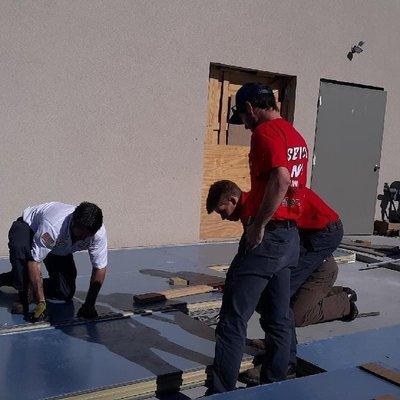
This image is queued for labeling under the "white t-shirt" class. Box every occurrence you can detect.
[22,202,107,269]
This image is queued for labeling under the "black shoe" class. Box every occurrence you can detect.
[10,301,25,314]
[238,365,261,386]
[343,287,358,302]
[286,364,297,379]
[246,338,266,351]
[238,364,296,386]
[342,301,359,322]
[0,272,13,288]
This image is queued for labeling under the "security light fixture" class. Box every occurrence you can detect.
[347,41,365,61]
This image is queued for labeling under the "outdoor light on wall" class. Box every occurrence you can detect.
[347,41,365,60]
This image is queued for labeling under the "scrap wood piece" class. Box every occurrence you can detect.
[357,311,380,318]
[169,276,189,286]
[185,299,222,313]
[208,264,230,273]
[341,239,398,251]
[360,362,400,387]
[340,244,387,257]
[333,248,356,264]
[133,284,222,305]
[168,272,225,287]
[374,395,398,400]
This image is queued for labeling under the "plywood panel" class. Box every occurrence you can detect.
[200,145,250,239]
[200,65,296,240]
[205,69,222,144]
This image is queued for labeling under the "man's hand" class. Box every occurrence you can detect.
[30,301,47,322]
[77,304,98,319]
[246,222,265,250]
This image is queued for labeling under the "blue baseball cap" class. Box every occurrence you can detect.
[229,83,274,125]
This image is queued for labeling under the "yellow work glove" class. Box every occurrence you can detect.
[30,301,47,322]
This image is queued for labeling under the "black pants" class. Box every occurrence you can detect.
[1,217,77,301]
[207,224,299,393]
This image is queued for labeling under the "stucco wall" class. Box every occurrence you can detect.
[0,0,399,255]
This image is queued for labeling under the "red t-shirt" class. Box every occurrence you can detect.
[248,118,309,221]
[230,191,253,226]
[240,188,339,230]
[298,187,339,229]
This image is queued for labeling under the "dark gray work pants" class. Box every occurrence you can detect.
[207,223,299,394]
[0,217,77,302]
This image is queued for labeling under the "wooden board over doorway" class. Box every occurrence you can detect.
[200,64,297,240]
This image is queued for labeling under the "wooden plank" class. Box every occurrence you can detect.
[133,284,219,305]
[360,363,400,387]
[374,395,398,400]
[341,239,398,252]
[205,69,222,144]
[339,244,386,257]
[199,144,250,240]
[219,76,230,145]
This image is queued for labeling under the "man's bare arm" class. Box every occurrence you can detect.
[77,267,106,319]
[246,167,291,249]
[26,260,45,302]
[84,267,106,307]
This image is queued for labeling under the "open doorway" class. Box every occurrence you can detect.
[199,63,297,240]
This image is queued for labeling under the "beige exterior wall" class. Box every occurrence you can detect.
[0,0,399,255]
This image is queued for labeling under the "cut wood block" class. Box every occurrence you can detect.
[333,248,356,264]
[353,239,372,245]
[208,264,230,273]
[169,276,189,286]
[374,395,397,400]
[133,285,219,305]
[360,362,400,387]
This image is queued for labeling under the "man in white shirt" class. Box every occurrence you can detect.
[0,202,107,321]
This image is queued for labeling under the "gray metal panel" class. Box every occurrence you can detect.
[298,324,400,371]
[207,367,400,400]
[0,242,238,327]
[311,82,387,234]
[0,311,240,400]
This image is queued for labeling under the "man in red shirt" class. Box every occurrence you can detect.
[207,181,356,325]
[207,181,357,386]
[205,83,309,394]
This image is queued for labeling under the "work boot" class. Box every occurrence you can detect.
[343,287,358,302]
[0,272,13,288]
[238,365,261,386]
[342,301,359,322]
[246,338,266,351]
[238,364,297,386]
[10,301,24,314]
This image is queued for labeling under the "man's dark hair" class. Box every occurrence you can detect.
[206,180,241,214]
[72,202,103,234]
